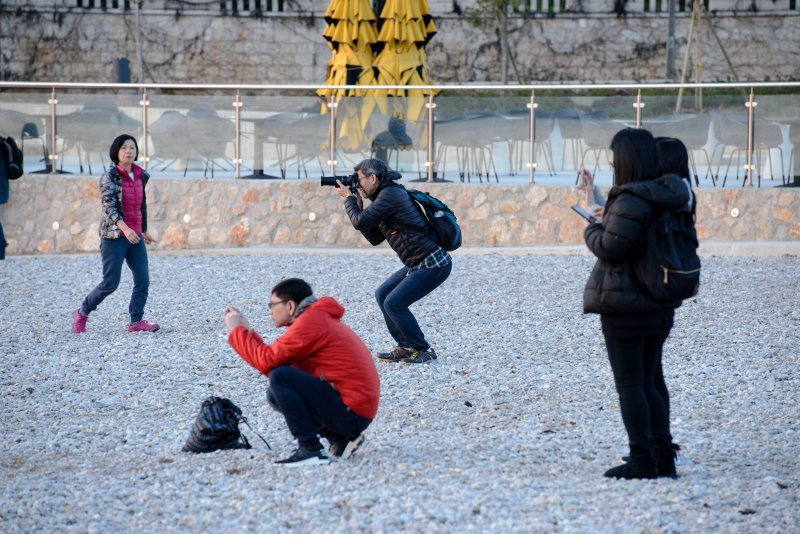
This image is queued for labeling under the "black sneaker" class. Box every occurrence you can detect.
[329,433,365,459]
[376,345,413,363]
[274,447,330,467]
[401,348,438,364]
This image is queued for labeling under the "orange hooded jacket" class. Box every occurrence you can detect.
[227,296,380,420]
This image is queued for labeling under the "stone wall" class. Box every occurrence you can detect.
[3,176,798,255]
[1,4,798,83]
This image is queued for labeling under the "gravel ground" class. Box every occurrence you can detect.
[1,250,799,532]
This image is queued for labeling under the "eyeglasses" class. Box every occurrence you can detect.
[268,300,288,309]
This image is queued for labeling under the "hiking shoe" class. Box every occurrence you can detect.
[274,447,330,467]
[329,433,365,460]
[376,345,413,363]
[128,320,160,333]
[72,309,88,334]
[401,348,438,364]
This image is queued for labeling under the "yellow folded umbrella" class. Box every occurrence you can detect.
[326,0,376,22]
[377,20,426,44]
[380,0,424,20]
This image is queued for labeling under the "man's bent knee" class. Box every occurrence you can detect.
[269,365,293,386]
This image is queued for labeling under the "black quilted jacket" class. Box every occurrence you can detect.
[583,173,691,315]
[344,181,439,267]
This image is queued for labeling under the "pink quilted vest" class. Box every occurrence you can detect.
[119,165,143,235]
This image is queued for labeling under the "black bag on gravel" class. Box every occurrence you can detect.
[182,396,261,453]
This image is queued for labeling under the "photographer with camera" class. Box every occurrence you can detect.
[224,278,380,466]
[330,158,452,364]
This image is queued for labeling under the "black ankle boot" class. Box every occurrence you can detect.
[656,442,680,478]
[604,459,658,480]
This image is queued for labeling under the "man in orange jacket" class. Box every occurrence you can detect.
[225,278,380,466]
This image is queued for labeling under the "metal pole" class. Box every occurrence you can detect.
[426,94,435,182]
[745,88,756,187]
[695,0,703,111]
[134,0,145,86]
[140,88,149,170]
[666,0,676,80]
[234,90,241,179]
[328,96,337,177]
[48,87,57,175]
[528,92,536,184]
[675,2,697,113]
[634,89,644,128]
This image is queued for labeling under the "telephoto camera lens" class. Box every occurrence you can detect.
[320,173,358,187]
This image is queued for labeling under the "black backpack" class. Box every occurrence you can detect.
[182,396,270,453]
[0,136,24,180]
[407,189,462,251]
[633,196,701,302]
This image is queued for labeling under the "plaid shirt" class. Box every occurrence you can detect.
[408,247,452,273]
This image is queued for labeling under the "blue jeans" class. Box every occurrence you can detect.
[81,236,150,323]
[267,366,372,451]
[375,262,452,350]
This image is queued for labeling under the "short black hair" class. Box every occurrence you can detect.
[655,136,692,186]
[271,278,313,305]
[609,128,659,186]
[109,134,139,164]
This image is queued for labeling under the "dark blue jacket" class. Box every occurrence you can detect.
[0,147,8,205]
[345,180,439,268]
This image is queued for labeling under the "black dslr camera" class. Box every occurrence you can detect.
[320,173,359,194]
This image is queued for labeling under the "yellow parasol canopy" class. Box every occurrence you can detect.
[319,0,438,151]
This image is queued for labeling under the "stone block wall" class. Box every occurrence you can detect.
[3,176,798,255]
[1,3,798,84]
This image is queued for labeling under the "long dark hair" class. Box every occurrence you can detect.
[609,128,659,186]
[654,136,692,188]
[109,134,139,164]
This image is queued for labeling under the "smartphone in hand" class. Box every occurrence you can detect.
[571,204,598,223]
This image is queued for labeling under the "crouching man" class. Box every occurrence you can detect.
[224,278,380,466]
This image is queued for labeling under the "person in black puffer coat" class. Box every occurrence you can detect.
[581,129,693,480]
[336,158,452,364]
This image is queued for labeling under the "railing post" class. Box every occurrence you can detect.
[634,89,644,128]
[48,87,58,175]
[527,91,537,184]
[426,94,435,182]
[745,87,757,187]
[233,90,242,179]
[139,88,149,170]
[327,96,337,177]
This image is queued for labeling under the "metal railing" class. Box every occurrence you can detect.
[1,81,799,187]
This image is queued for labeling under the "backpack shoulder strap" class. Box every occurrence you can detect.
[239,416,271,450]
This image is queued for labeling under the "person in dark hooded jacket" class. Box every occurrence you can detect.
[581,128,694,480]
[336,158,452,364]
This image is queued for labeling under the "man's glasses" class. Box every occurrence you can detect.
[268,300,288,309]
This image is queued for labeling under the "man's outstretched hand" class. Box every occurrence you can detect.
[224,305,250,333]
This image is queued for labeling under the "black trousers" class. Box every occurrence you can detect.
[603,334,672,460]
[267,365,372,451]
